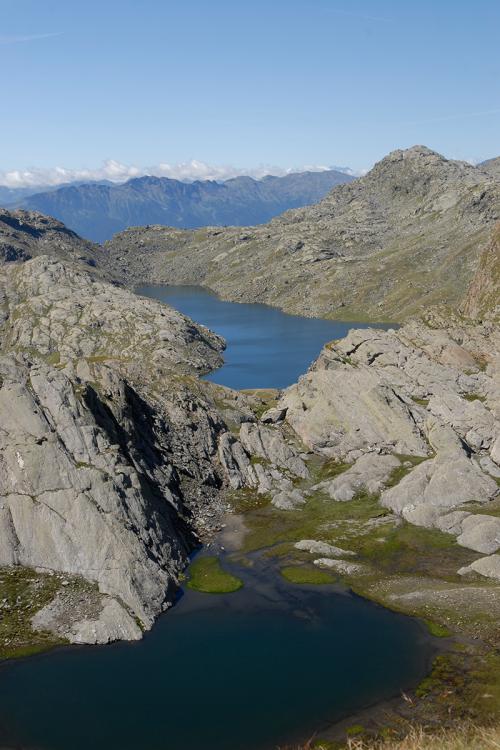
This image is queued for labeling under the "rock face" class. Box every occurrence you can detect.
[20,170,354,243]
[0,354,228,638]
[461,223,500,320]
[104,146,500,321]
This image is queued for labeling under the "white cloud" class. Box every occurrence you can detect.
[0,159,357,189]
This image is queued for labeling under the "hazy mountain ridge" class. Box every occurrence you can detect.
[18,169,353,242]
[104,145,500,322]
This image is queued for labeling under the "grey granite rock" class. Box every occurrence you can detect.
[260,406,287,424]
[239,422,309,478]
[458,554,500,582]
[313,558,369,575]
[314,453,400,501]
[294,539,355,557]
[271,488,306,510]
[457,515,500,555]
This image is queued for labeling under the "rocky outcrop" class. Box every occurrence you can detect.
[217,419,309,508]
[238,423,308,478]
[459,553,500,582]
[277,318,500,575]
[104,146,500,322]
[0,251,233,645]
[315,453,400,501]
[0,209,99,267]
[294,540,355,557]
[280,334,431,461]
[0,354,229,641]
[0,256,224,374]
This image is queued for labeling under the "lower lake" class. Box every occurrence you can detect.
[0,554,435,750]
[137,284,394,389]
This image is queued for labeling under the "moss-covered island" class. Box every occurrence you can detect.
[187,556,243,594]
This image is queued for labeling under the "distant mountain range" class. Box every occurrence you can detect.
[13,170,354,243]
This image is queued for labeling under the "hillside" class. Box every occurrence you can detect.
[104,146,500,323]
[19,169,353,243]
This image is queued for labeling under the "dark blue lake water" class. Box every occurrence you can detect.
[0,556,434,750]
[137,285,393,389]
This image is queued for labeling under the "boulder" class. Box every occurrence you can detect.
[456,515,500,555]
[294,539,355,557]
[313,558,369,575]
[239,422,308,478]
[260,406,287,424]
[314,453,400,501]
[271,488,306,511]
[458,554,500,582]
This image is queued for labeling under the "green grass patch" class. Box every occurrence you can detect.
[226,488,271,514]
[280,565,335,585]
[187,556,243,594]
[385,464,412,489]
[45,351,61,365]
[411,396,429,407]
[463,393,486,403]
[346,724,365,737]
[0,567,67,660]
[239,490,385,554]
[425,619,452,638]
[306,455,352,484]
[350,521,467,576]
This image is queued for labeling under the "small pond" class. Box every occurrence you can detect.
[0,554,435,750]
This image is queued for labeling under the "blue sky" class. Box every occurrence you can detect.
[1,0,499,183]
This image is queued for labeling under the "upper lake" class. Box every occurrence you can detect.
[137,285,394,389]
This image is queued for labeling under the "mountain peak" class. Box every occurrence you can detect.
[361,145,485,197]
